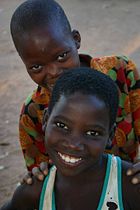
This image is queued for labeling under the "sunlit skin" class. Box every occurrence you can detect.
[18,26,81,91]
[45,92,111,177]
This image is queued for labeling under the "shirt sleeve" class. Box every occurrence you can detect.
[114,56,140,161]
[125,57,140,160]
[90,55,140,161]
[19,95,49,171]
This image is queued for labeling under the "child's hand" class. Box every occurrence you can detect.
[126,161,140,184]
[32,162,49,180]
[22,162,49,185]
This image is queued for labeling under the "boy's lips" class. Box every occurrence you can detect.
[45,80,56,90]
[45,70,68,89]
[47,83,55,90]
[57,151,82,165]
[45,77,60,89]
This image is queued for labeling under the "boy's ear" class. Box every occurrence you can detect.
[72,30,81,49]
[106,123,116,149]
[42,108,49,132]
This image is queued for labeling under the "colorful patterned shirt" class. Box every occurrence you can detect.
[19,55,140,171]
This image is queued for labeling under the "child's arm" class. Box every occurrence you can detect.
[123,57,140,184]
[19,90,50,171]
[0,179,42,210]
[127,58,140,146]
[0,188,28,210]
[122,161,140,209]
[91,55,140,161]
[0,201,15,210]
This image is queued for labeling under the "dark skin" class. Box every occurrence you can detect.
[55,158,139,210]
[17,27,81,91]
[1,93,139,210]
[18,25,140,185]
[14,22,140,184]
[1,158,139,210]
[0,178,42,210]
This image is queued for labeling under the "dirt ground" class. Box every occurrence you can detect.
[0,0,140,206]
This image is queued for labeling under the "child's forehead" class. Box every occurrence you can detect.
[17,25,72,53]
[59,93,107,109]
[23,24,71,42]
[51,93,110,125]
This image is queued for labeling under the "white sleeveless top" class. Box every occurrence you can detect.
[39,155,124,210]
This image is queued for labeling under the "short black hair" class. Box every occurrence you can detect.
[10,0,71,51]
[48,67,119,128]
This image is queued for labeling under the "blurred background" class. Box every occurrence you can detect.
[0,0,140,205]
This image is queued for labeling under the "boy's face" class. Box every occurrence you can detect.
[18,27,81,91]
[45,92,111,177]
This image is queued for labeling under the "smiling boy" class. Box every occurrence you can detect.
[1,68,139,210]
[10,0,140,182]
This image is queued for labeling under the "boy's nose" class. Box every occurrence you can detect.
[63,136,84,151]
[46,64,63,77]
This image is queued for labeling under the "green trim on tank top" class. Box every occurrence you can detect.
[117,156,124,210]
[97,154,112,210]
[40,154,123,210]
[39,166,56,210]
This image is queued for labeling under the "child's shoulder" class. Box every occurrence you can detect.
[90,55,134,73]
[10,178,43,210]
[121,160,140,209]
[24,86,50,107]
[91,55,129,64]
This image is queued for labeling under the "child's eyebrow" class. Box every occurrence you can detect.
[53,47,71,56]
[84,124,108,131]
[53,115,73,123]
[53,116,107,130]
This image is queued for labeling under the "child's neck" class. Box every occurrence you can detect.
[55,154,108,210]
[79,54,92,67]
[56,154,107,187]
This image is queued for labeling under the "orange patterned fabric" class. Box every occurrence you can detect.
[19,55,140,170]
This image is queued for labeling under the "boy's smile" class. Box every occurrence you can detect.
[58,152,82,164]
[18,27,81,91]
[45,92,111,176]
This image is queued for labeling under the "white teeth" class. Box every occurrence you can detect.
[58,152,82,164]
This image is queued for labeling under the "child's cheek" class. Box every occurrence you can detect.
[88,141,106,157]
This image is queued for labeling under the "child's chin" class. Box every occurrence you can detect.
[47,84,54,91]
[57,165,84,177]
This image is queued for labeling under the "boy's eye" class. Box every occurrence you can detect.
[57,52,68,61]
[56,122,68,130]
[86,130,99,137]
[30,64,43,72]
